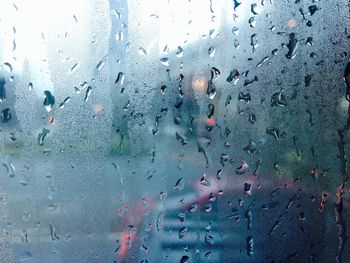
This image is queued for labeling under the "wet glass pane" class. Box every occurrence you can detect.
[0,0,350,262]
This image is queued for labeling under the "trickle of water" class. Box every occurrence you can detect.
[156,212,164,231]
[256,56,269,68]
[84,86,92,102]
[59,97,71,109]
[247,236,254,256]
[49,223,59,241]
[285,33,299,59]
[246,210,253,230]
[95,60,105,72]
[43,91,55,112]
[174,178,185,191]
[70,62,79,73]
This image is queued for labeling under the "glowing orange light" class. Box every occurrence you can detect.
[93,104,103,114]
[192,78,206,92]
[288,19,297,28]
[206,117,215,126]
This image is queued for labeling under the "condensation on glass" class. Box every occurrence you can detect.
[0,0,350,262]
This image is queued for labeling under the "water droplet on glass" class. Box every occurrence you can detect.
[115,72,125,86]
[176,131,187,145]
[160,57,169,66]
[271,90,287,107]
[115,31,123,41]
[84,86,92,102]
[1,108,11,123]
[308,5,319,16]
[176,46,184,58]
[138,47,147,56]
[22,211,32,222]
[197,138,211,167]
[250,34,259,52]
[70,62,79,73]
[174,178,185,191]
[3,62,13,72]
[207,103,215,118]
[43,91,55,112]
[205,233,215,245]
[248,17,256,28]
[244,76,258,86]
[232,26,239,36]
[180,256,190,263]
[178,227,188,239]
[160,85,167,94]
[285,33,299,59]
[236,161,248,175]
[251,3,259,15]
[206,80,216,99]
[59,97,71,109]
[38,128,50,146]
[238,92,251,102]
[234,39,240,49]
[208,46,216,57]
[266,127,280,140]
[256,56,269,68]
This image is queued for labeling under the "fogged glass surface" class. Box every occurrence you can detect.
[0,0,350,262]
